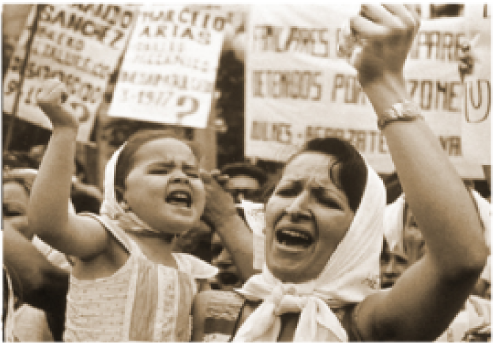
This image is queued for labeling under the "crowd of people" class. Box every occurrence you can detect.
[3,5,491,342]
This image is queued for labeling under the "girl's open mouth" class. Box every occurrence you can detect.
[166,190,192,208]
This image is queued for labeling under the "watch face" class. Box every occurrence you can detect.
[378,101,422,130]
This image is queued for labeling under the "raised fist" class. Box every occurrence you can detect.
[37,79,79,130]
[349,5,421,87]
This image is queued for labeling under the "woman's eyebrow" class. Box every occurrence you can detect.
[277,178,300,187]
[308,178,347,202]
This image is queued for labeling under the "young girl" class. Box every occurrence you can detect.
[28,80,217,342]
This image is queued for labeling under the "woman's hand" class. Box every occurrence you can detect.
[37,79,79,131]
[350,5,420,87]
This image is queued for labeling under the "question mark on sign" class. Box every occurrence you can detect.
[176,96,199,123]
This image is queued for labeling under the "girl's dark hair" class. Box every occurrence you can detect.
[286,137,368,212]
[114,129,201,202]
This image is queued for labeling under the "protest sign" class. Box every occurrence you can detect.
[244,5,484,178]
[461,4,491,166]
[3,4,136,142]
[108,5,226,128]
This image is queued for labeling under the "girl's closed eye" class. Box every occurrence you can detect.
[149,167,170,175]
[184,168,200,178]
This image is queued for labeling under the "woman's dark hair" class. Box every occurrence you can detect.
[285,137,368,212]
[114,129,201,202]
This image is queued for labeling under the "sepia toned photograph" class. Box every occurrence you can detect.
[2,3,491,342]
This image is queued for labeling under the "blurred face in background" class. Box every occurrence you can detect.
[380,205,424,288]
[225,174,261,203]
[3,180,32,239]
[210,232,242,290]
[381,204,452,290]
[382,204,490,299]
[380,240,409,288]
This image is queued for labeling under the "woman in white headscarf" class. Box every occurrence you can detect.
[383,192,491,342]
[192,4,488,342]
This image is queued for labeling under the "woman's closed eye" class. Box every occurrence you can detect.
[275,184,300,197]
[313,188,342,209]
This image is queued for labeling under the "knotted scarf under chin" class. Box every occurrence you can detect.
[234,283,347,342]
[233,162,386,342]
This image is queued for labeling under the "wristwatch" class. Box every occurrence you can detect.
[377,100,423,130]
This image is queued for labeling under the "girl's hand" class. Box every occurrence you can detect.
[37,79,79,131]
[200,169,237,229]
[350,5,421,87]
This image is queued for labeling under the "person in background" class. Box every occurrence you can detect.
[379,239,408,290]
[221,162,268,204]
[383,193,491,341]
[3,168,73,341]
[28,144,103,214]
[3,224,70,342]
[210,162,267,290]
[3,151,39,171]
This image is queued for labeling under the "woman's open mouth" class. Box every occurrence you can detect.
[275,227,314,251]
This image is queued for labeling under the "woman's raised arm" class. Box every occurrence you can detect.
[349,5,488,340]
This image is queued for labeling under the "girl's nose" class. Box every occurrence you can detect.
[169,172,190,185]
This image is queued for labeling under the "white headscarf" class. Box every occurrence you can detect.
[464,190,491,283]
[383,194,406,252]
[384,190,491,282]
[233,161,385,342]
[99,144,161,234]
